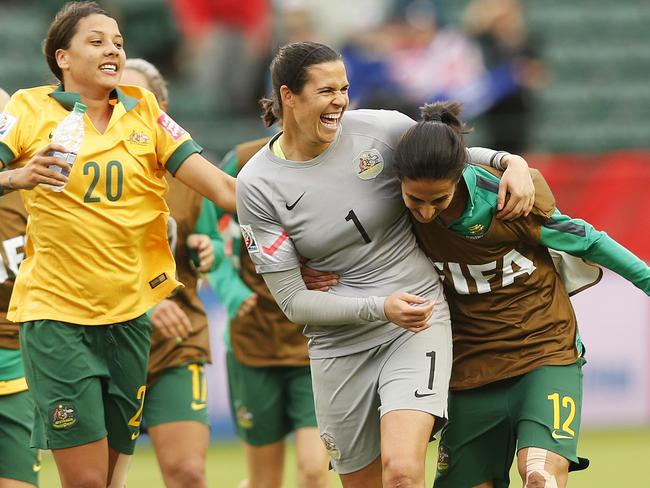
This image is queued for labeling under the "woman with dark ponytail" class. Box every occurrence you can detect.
[391,101,650,488]
[236,40,540,487]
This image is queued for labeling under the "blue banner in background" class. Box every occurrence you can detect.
[198,284,237,439]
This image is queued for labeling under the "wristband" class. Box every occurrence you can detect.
[491,151,510,171]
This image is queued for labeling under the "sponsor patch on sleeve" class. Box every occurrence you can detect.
[0,113,18,139]
[240,225,260,254]
[157,113,187,140]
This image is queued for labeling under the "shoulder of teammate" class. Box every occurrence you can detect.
[474,164,555,219]
[219,137,270,179]
[529,168,556,218]
[343,109,415,146]
[235,137,271,172]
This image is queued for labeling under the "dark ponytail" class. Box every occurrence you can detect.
[394,101,472,182]
[259,97,278,128]
[259,41,341,128]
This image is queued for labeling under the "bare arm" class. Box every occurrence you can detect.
[174,153,237,213]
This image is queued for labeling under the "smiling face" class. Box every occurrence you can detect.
[284,60,349,151]
[401,177,459,223]
[55,14,125,96]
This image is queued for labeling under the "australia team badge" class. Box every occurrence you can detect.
[50,402,77,430]
[354,149,384,180]
[320,432,341,460]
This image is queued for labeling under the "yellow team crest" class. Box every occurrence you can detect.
[128,129,150,146]
[468,223,485,235]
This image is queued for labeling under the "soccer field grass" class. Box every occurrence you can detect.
[36,427,650,487]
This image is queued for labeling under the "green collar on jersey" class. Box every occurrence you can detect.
[444,165,499,237]
[48,85,140,112]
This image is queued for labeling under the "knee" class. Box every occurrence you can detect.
[520,448,568,488]
[525,470,552,488]
[382,457,421,487]
[163,457,206,486]
[65,470,107,488]
[297,461,329,488]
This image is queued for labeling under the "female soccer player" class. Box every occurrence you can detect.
[212,138,330,488]
[392,101,649,488]
[121,58,218,488]
[236,41,534,488]
[0,2,235,487]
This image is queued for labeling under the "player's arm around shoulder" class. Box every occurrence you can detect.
[465,149,535,219]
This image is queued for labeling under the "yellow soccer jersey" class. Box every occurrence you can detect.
[0,84,202,325]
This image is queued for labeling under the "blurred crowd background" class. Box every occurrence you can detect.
[1,0,650,156]
[1,0,649,437]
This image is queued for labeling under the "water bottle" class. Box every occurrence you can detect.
[48,101,86,192]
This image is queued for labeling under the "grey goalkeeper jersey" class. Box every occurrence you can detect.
[236,109,445,358]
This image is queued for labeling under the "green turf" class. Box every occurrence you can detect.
[36,428,650,487]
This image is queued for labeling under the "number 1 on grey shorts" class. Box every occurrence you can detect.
[311,320,452,474]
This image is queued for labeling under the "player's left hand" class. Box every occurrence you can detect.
[301,262,339,291]
[496,154,535,221]
[187,233,214,272]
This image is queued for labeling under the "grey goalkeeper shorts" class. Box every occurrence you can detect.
[311,313,452,474]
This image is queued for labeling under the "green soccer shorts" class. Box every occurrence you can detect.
[226,351,317,446]
[0,389,41,486]
[19,316,152,454]
[435,359,585,488]
[144,363,210,428]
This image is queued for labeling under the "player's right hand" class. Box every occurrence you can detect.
[384,292,434,332]
[151,299,193,340]
[11,144,70,190]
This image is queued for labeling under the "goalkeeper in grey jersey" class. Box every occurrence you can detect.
[236,41,535,488]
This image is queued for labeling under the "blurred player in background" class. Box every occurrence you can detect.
[121,58,220,488]
[0,86,40,488]
[0,2,236,486]
[209,138,330,488]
